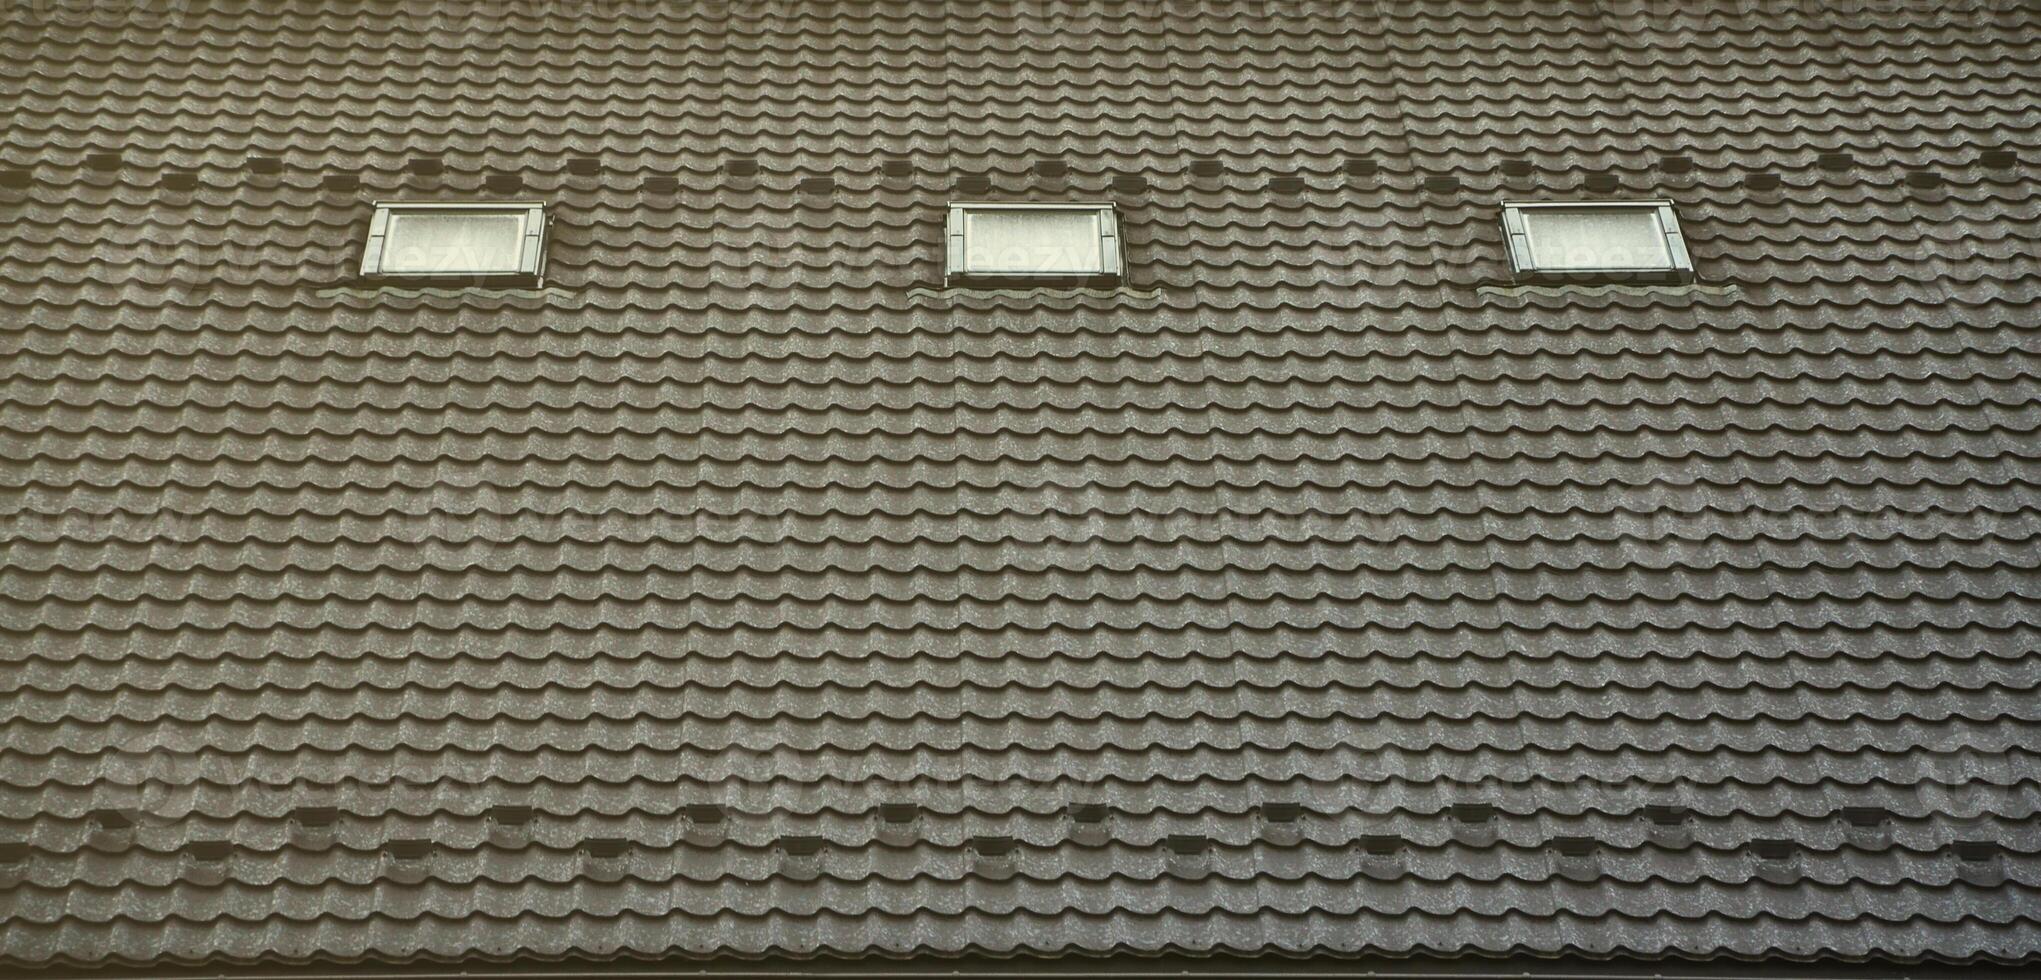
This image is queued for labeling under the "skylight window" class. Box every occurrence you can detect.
[947,203,1122,285]
[359,202,548,284]
[1501,201,1694,283]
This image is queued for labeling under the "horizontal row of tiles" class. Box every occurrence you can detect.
[9,803,2028,849]
[7,636,2033,687]
[5,136,2026,178]
[6,715,2037,757]
[8,215,2007,267]
[11,645,2024,698]
[10,912,2037,966]
[4,426,2033,473]
[0,274,1994,314]
[19,61,2021,96]
[13,592,2041,638]
[6,320,2032,368]
[10,437,2029,483]
[0,241,1922,288]
[26,102,2015,143]
[3,237,2022,287]
[18,32,2007,65]
[5,915,2040,967]
[0,838,2030,895]
[0,297,2003,333]
[4,131,2028,180]
[8,318,2029,377]
[42,814,1943,856]
[3,162,2019,206]
[0,314,2008,351]
[5,607,2021,649]
[10,736,2037,784]
[8,411,2028,455]
[4,448,2028,492]
[13,440,2029,486]
[7,66,2030,111]
[3,247,2020,290]
[5,691,2032,747]
[8,56,2028,101]
[3,155,2024,192]
[5,115,2027,172]
[3,27,2025,87]
[8,459,2017,519]
[0,149,2027,189]
[5,264,2028,299]
[3,177,2028,233]
[19,766,2036,822]
[8,389,2037,437]
[8,515,2032,564]
[7,404,2035,449]
[9,500,2030,548]
[6,673,2034,719]
[4,872,2036,926]
[9,0,2019,31]
[2,284,2028,323]
[5,355,2029,412]
[9,407,2028,448]
[6,31,2023,91]
[3,345,2024,389]
[0,157,2023,197]
[10,1,2024,50]
[5,544,2037,594]
[11,472,2032,518]
[0,278,2022,319]
[9,714,2035,766]
[5,490,2035,533]
[5,555,2037,603]
[2,464,2024,504]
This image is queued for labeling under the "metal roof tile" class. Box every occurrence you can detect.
[2,0,2039,968]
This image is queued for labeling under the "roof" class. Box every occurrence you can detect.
[2,0,2038,970]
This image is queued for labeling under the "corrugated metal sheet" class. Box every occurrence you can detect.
[1,0,2038,968]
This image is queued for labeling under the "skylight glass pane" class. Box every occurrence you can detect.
[382,212,526,273]
[963,209,1105,275]
[1522,208,1671,270]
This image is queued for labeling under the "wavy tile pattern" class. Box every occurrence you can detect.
[2,0,2039,968]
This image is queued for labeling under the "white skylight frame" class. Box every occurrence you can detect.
[359,201,549,284]
[946,202,1123,285]
[1501,200,1695,284]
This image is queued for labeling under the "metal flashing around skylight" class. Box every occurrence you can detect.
[946,202,1122,285]
[360,201,549,285]
[1501,200,1694,284]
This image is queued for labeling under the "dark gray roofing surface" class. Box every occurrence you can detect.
[2,0,2039,969]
